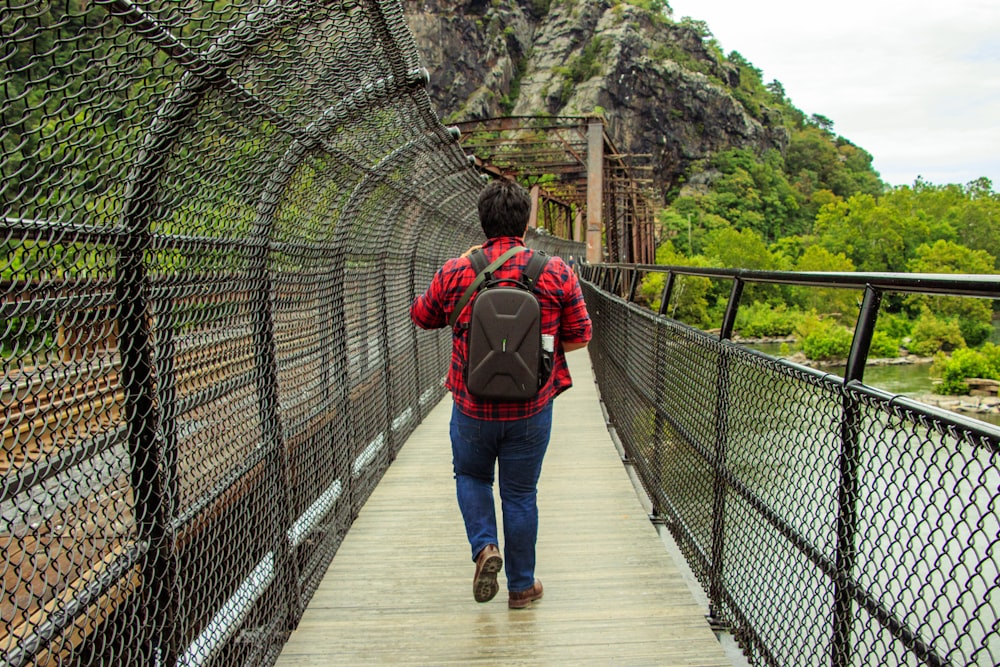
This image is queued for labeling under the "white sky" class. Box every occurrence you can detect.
[666,0,1000,188]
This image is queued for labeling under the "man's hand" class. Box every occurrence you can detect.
[562,341,589,353]
[460,244,482,258]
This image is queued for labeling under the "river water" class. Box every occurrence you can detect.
[740,341,1000,428]
[733,339,999,665]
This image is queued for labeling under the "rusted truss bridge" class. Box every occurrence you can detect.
[453,116,657,265]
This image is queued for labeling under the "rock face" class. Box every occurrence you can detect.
[402,0,789,201]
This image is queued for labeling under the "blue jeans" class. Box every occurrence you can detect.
[450,402,553,593]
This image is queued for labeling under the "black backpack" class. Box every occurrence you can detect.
[448,246,552,401]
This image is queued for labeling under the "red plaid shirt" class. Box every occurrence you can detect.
[410,236,592,420]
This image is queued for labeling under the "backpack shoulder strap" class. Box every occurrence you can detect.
[520,250,550,291]
[447,246,526,328]
[468,247,490,274]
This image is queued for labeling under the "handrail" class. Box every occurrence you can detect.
[579,267,1000,667]
[580,262,1000,386]
[593,262,1000,297]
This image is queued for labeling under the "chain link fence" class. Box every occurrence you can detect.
[1,1,488,664]
[8,1,997,666]
[580,266,1000,667]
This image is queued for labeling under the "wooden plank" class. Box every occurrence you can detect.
[275,352,733,666]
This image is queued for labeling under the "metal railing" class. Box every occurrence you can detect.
[580,262,1000,667]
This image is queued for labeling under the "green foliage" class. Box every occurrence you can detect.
[657,198,730,256]
[701,226,787,305]
[893,178,1000,268]
[702,226,775,270]
[958,318,995,348]
[930,344,1000,395]
[697,149,804,241]
[788,245,858,320]
[786,126,882,205]
[876,312,913,341]
[904,239,996,346]
[619,0,670,12]
[734,302,803,338]
[906,237,994,274]
[868,330,901,358]
[813,195,907,271]
[796,315,853,361]
[907,310,966,356]
[527,0,553,18]
[555,36,610,104]
[726,51,771,120]
[650,42,717,76]
[638,241,714,327]
[1,316,57,361]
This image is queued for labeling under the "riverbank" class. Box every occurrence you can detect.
[733,336,935,369]
[735,336,1000,423]
[910,393,1000,419]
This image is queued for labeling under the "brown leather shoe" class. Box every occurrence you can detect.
[473,545,503,602]
[508,579,543,609]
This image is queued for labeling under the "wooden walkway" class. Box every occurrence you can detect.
[275,352,734,666]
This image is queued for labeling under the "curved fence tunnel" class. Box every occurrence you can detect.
[2,1,487,664]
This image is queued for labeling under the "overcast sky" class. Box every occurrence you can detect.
[666,0,1000,189]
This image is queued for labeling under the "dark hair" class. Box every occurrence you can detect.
[477,179,531,238]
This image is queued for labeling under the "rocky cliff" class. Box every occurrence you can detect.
[402,0,790,202]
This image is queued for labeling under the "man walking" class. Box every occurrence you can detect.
[410,179,592,609]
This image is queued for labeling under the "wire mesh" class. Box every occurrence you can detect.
[2,1,483,665]
[582,279,1000,667]
[8,0,995,665]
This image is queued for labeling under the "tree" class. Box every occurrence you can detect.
[861,178,1000,270]
[703,226,774,270]
[785,126,882,202]
[952,179,1000,267]
[657,195,730,256]
[765,80,786,103]
[834,139,883,196]
[906,240,996,346]
[702,226,781,304]
[808,114,835,133]
[698,149,803,242]
[638,241,713,327]
[791,245,859,320]
[814,194,907,271]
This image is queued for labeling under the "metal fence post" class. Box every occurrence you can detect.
[844,285,882,385]
[627,267,640,303]
[657,270,675,317]
[116,224,176,665]
[830,285,881,667]
[708,278,743,624]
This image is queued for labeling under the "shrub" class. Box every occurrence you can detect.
[930,346,1000,395]
[868,330,901,358]
[734,302,803,338]
[798,316,853,361]
[907,310,966,356]
[876,312,912,340]
[985,342,1000,374]
[960,318,994,348]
